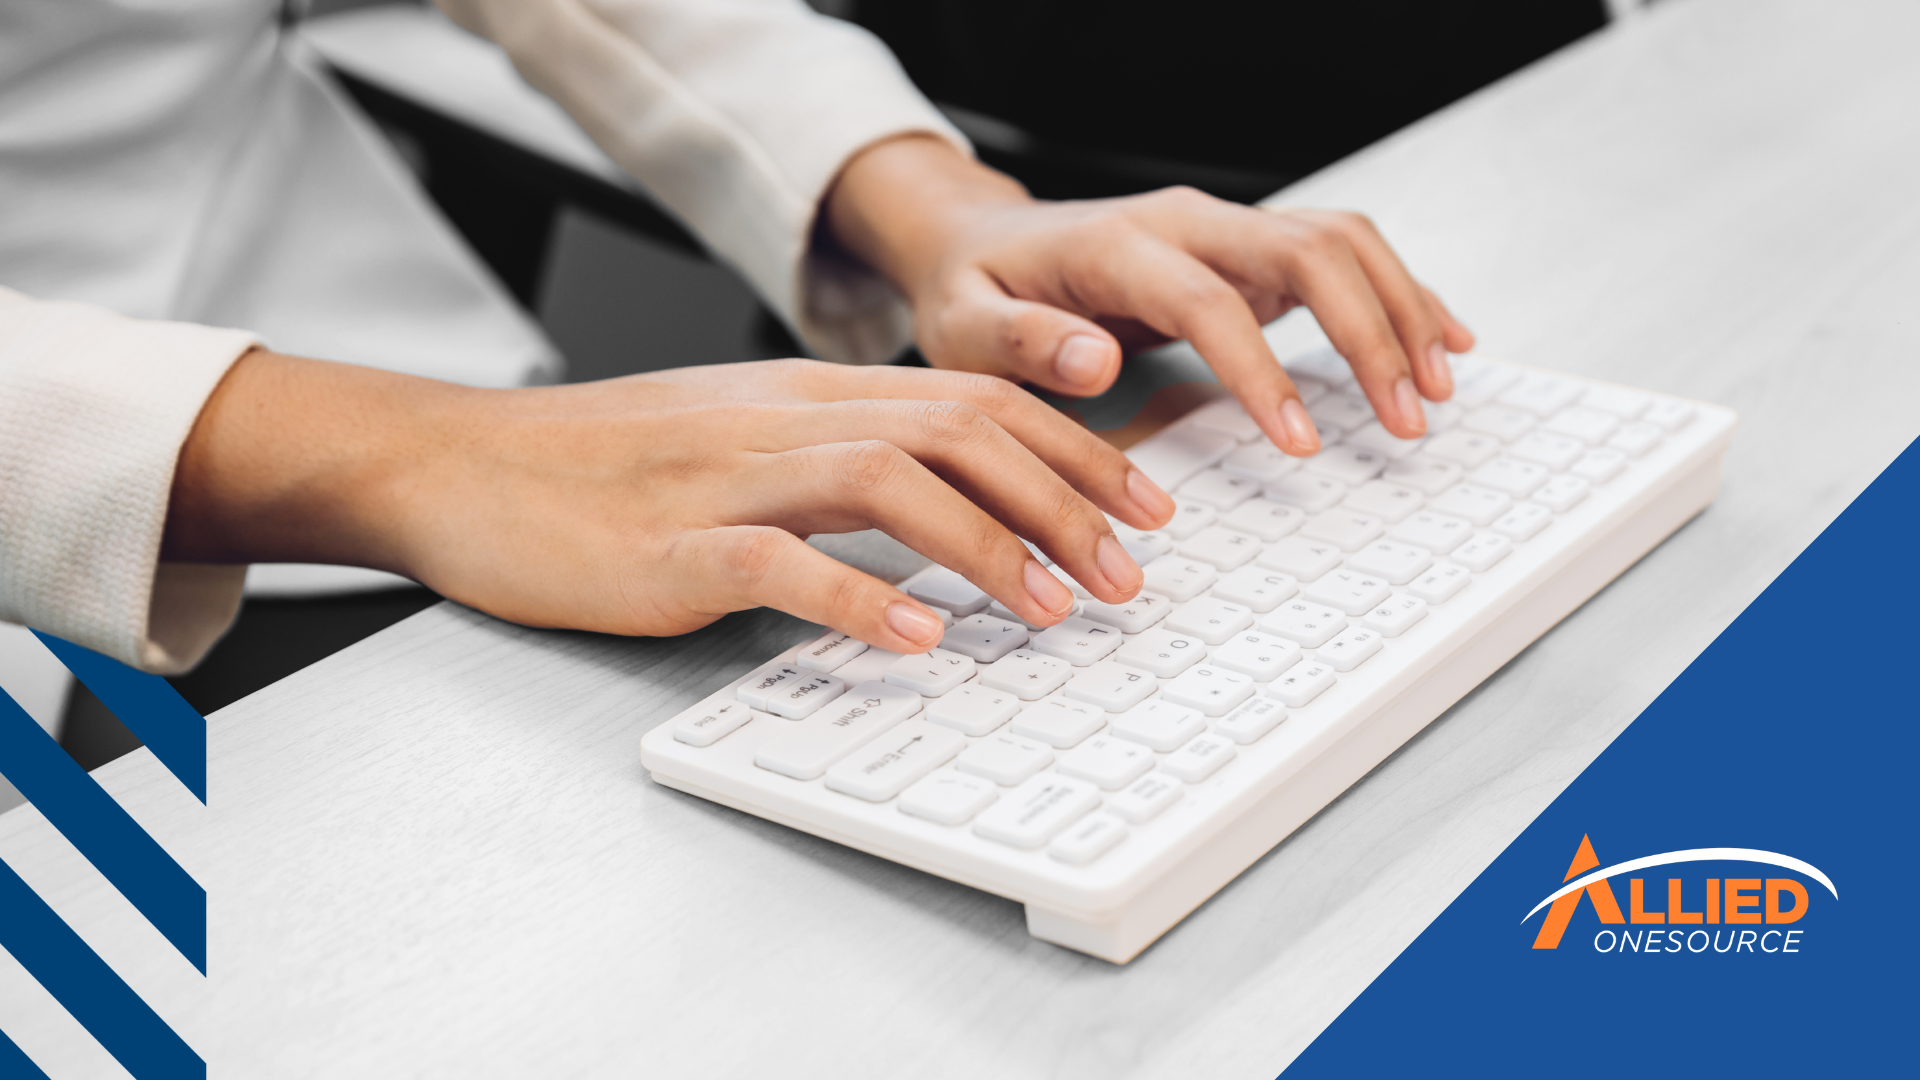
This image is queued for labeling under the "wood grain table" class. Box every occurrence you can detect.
[6,0,1919,1075]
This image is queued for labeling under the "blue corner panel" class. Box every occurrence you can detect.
[34,631,206,804]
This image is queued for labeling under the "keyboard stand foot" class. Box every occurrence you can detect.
[1024,905,1159,965]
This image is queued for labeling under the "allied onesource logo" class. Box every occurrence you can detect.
[1522,835,1838,956]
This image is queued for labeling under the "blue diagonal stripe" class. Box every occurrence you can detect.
[0,690,205,974]
[34,632,205,804]
[0,858,202,1080]
[0,1025,53,1080]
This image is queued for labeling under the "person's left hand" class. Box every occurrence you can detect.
[827,135,1476,457]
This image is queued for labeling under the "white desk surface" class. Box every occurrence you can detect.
[7,0,1920,1075]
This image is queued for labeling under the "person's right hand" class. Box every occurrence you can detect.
[161,352,1177,654]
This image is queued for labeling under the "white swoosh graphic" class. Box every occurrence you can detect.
[1522,848,1838,924]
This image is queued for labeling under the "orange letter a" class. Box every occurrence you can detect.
[1532,835,1627,949]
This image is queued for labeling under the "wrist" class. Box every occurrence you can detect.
[824,133,1030,302]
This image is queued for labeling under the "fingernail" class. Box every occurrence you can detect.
[1425,342,1454,397]
[885,602,944,647]
[1054,335,1111,390]
[1024,558,1076,617]
[1279,398,1320,455]
[1126,468,1175,525]
[1095,535,1143,595]
[1394,377,1426,436]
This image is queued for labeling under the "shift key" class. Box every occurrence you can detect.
[824,719,965,801]
[755,682,922,780]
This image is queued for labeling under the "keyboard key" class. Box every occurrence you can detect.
[1421,429,1503,468]
[1257,537,1345,580]
[1580,385,1650,418]
[1406,562,1471,604]
[1491,502,1552,541]
[824,719,966,802]
[1128,424,1236,491]
[1160,733,1237,782]
[972,773,1101,849]
[1451,360,1522,407]
[1142,555,1220,602]
[1343,480,1426,523]
[1542,405,1621,444]
[1306,391,1376,435]
[1383,454,1467,495]
[978,649,1073,699]
[754,681,921,779]
[672,700,763,747]
[1427,482,1513,525]
[1265,472,1349,513]
[925,605,955,629]
[1424,400,1466,432]
[1219,440,1302,483]
[1080,591,1174,634]
[1049,813,1129,865]
[1207,631,1303,681]
[1213,697,1287,744]
[1176,525,1263,569]
[1303,568,1393,616]
[883,648,976,697]
[1062,661,1159,712]
[898,770,999,825]
[1570,447,1629,483]
[1258,600,1349,647]
[1056,735,1156,790]
[1162,664,1257,716]
[1498,373,1583,416]
[1105,773,1183,824]
[1530,475,1592,512]
[956,732,1054,785]
[1210,566,1300,612]
[1341,421,1426,459]
[1163,498,1220,539]
[1315,625,1383,671]
[1345,539,1434,585]
[796,632,869,673]
[1267,659,1336,706]
[1031,616,1124,666]
[1184,396,1265,441]
[1509,430,1586,471]
[1008,697,1108,748]
[1114,627,1207,677]
[1451,532,1514,572]
[1178,468,1261,509]
[763,672,850,719]
[1469,457,1551,498]
[1109,698,1209,751]
[737,662,807,710]
[987,599,1077,633]
[905,566,991,616]
[940,614,1031,663]
[1222,498,1309,541]
[1287,347,1356,389]
[1303,445,1389,486]
[1389,510,1473,555]
[1299,508,1386,551]
[1642,399,1696,431]
[925,683,1023,736]
[1164,595,1256,644]
[1360,594,1429,637]
[1461,404,1537,442]
[1110,526,1174,567]
[1608,420,1664,457]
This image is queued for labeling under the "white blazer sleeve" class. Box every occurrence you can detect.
[434,0,968,366]
[0,287,255,674]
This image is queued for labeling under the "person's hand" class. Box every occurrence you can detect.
[161,352,1176,653]
[826,135,1476,456]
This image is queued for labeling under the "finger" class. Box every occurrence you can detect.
[669,525,946,653]
[920,267,1126,397]
[755,438,1143,616]
[759,362,1177,531]
[1038,225,1324,455]
[1319,213,1453,405]
[1421,283,1477,356]
[722,405,1147,604]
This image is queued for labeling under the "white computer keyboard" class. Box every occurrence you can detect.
[639,351,1736,963]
